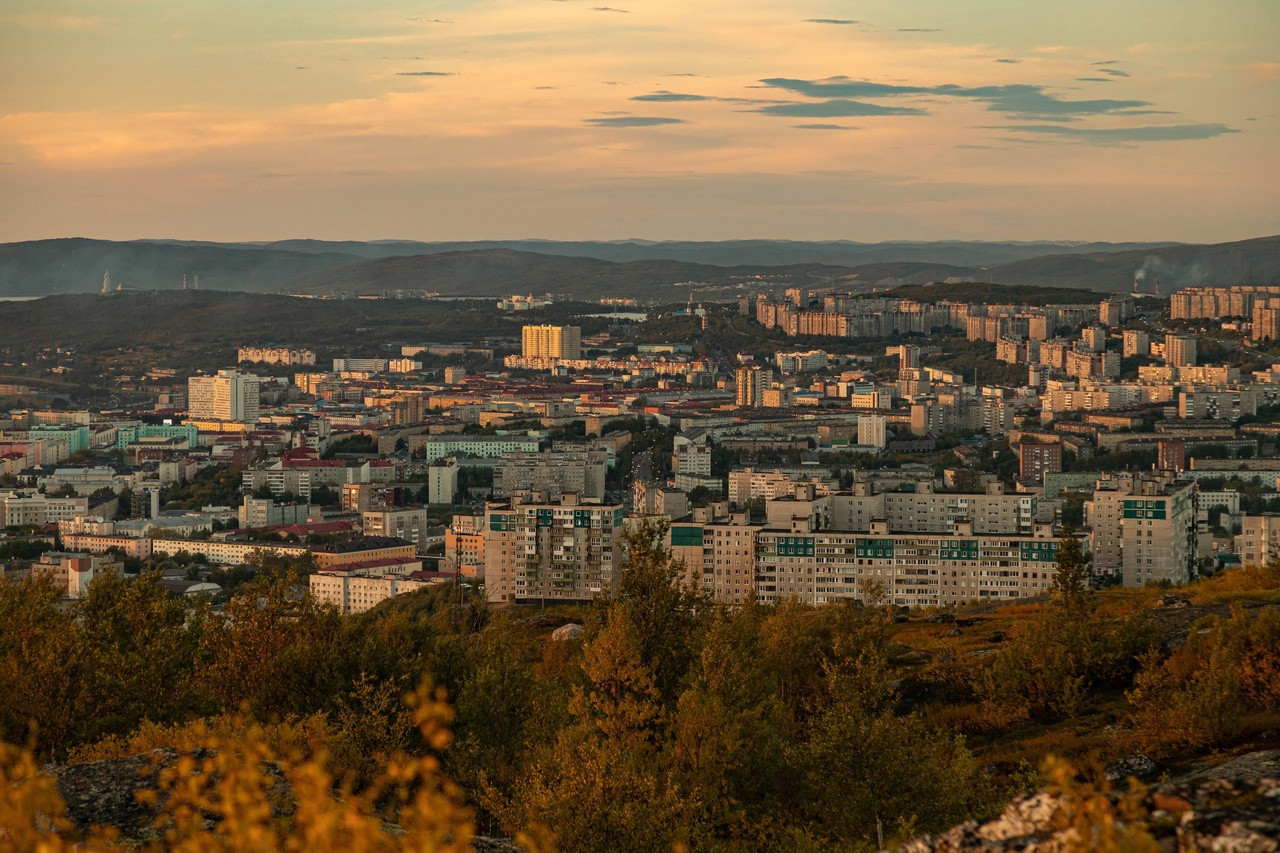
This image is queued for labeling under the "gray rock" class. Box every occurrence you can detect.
[890,750,1280,852]
[550,623,584,641]
[1105,753,1159,782]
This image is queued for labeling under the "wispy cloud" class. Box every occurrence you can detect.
[805,19,858,25]
[755,100,926,117]
[1002,123,1239,142]
[395,71,455,77]
[632,91,712,102]
[898,28,942,33]
[1246,62,1280,83]
[760,77,1153,117]
[995,58,1020,64]
[592,7,629,12]
[585,116,686,127]
[792,123,857,130]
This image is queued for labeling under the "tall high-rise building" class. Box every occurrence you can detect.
[735,366,771,407]
[1086,473,1197,586]
[857,414,887,450]
[1164,333,1197,367]
[483,492,623,604]
[188,369,260,423]
[521,325,582,360]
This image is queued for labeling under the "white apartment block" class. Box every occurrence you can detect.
[310,572,438,615]
[413,435,540,464]
[0,491,90,527]
[238,348,316,366]
[755,520,1063,608]
[188,369,260,424]
[858,415,887,450]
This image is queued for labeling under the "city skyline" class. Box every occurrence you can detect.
[1,0,1277,244]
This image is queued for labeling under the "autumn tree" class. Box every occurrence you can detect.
[1053,525,1092,613]
[73,569,208,747]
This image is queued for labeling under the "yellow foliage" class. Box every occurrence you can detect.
[1,685,485,852]
[1042,757,1160,853]
[66,714,334,766]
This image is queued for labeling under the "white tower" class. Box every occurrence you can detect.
[101,270,110,294]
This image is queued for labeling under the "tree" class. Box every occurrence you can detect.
[1053,525,1092,613]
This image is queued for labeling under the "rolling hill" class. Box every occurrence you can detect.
[1,235,1277,299]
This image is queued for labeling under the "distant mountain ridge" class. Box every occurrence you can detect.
[1,235,1277,298]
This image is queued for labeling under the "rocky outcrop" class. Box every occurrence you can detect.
[893,750,1280,852]
[48,750,518,850]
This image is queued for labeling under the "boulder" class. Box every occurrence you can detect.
[550,623,584,642]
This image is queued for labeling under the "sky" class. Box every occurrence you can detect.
[0,0,1277,244]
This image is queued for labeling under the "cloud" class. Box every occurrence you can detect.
[632,91,713,102]
[1077,77,1112,83]
[995,58,1020,64]
[585,116,686,127]
[805,19,858,25]
[1246,62,1280,83]
[592,6,629,12]
[759,77,1152,117]
[791,124,857,130]
[898,28,942,32]
[1002,123,1239,142]
[1092,60,1121,66]
[755,100,927,117]
[395,71,455,77]
[1099,68,1130,78]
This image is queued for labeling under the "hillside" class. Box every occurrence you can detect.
[282,249,855,299]
[984,234,1280,293]
[148,237,1183,267]
[0,291,533,356]
[885,281,1108,305]
[2,235,1276,300]
[0,238,363,297]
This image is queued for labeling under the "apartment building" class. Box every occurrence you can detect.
[412,435,540,463]
[363,508,432,551]
[669,514,762,606]
[494,447,607,500]
[1086,473,1198,586]
[445,514,486,578]
[1237,515,1280,569]
[188,369,260,424]
[0,491,90,527]
[828,482,1037,536]
[521,325,582,360]
[310,571,439,615]
[483,491,624,604]
[755,519,1062,608]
